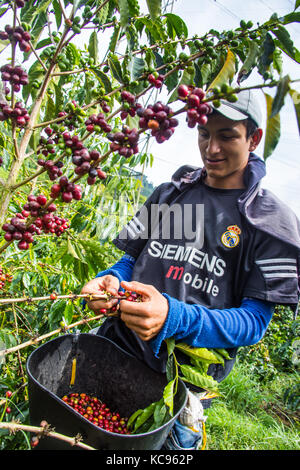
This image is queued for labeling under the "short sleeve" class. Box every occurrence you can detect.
[243,233,300,311]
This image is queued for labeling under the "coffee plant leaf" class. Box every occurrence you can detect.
[263,92,281,160]
[52,0,63,29]
[180,364,220,394]
[281,11,300,24]
[164,13,188,40]
[271,74,291,118]
[163,379,175,416]
[146,0,161,20]
[153,399,169,427]
[89,68,113,93]
[207,49,236,92]
[131,401,157,432]
[118,0,130,28]
[237,40,260,84]
[271,25,299,63]
[258,32,275,75]
[166,354,175,382]
[175,343,224,364]
[88,31,99,65]
[108,55,124,84]
[165,337,175,356]
[289,89,300,134]
[214,348,233,360]
[108,23,121,53]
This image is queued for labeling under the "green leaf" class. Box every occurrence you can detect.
[127,408,143,429]
[108,56,124,84]
[180,365,219,393]
[89,68,112,93]
[271,25,299,62]
[237,40,260,83]
[64,301,74,324]
[130,56,146,81]
[282,11,300,24]
[296,0,300,10]
[258,32,275,75]
[118,0,130,27]
[131,401,157,432]
[164,13,188,39]
[175,343,223,364]
[263,92,281,160]
[166,354,175,382]
[88,31,99,63]
[271,75,291,118]
[207,49,236,91]
[289,89,300,135]
[108,24,121,53]
[165,337,175,356]
[163,379,175,416]
[214,348,233,360]
[52,0,62,30]
[153,399,168,427]
[146,0,161,20]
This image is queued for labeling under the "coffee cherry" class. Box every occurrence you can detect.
[50,293,57,300]
[30,436,39,448]
[62,392,131,435]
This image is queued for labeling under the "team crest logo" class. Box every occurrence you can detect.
[221,225,241,248]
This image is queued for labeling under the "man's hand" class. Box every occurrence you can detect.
[81,275,120,313]
[119,280,169,342]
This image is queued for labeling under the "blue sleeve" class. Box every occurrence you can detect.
[95,253,136,285]
[150,296,275,356]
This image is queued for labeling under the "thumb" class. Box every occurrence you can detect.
[120,280,153,297]
[102,275,120,295]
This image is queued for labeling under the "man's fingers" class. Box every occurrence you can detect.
[88,298,119,312]
[102,275,119,295]
[120,280,154,298]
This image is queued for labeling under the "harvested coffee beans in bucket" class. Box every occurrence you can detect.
[61,393,131,434]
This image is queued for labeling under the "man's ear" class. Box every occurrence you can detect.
[249,128,263,151]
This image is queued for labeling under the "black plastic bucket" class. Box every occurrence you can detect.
[26,333,187,450]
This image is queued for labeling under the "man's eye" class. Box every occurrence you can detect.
[198,133,208,139]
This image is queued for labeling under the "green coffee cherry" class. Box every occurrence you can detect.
[227,93,238,103]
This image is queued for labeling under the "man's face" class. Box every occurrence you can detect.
[198,113,261,189]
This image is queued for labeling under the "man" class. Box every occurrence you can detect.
[81,89,300,449]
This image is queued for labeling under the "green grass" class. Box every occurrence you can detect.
[204,361,300,450]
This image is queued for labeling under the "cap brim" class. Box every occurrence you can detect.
[213,102,249,121]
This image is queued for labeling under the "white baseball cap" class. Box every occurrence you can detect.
[212,88,263,127]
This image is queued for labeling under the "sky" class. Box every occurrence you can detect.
[135,0,300,218]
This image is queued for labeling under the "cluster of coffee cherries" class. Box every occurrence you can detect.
[0,25,31,53]
[177,84,212,128]
[138,101,179,144]
[50,176,82,202]
[120,90,144,121]
[107,126,139,158]
[0,100,30,128]
[61,393,131,434]
[99,289,142,316]
[0,267,13,290]
[85,112,112,134]
[2,194,69,249]
[1,64,29,92]
[147,73,165,89]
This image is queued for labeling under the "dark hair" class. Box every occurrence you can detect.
[245,117,258,139]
